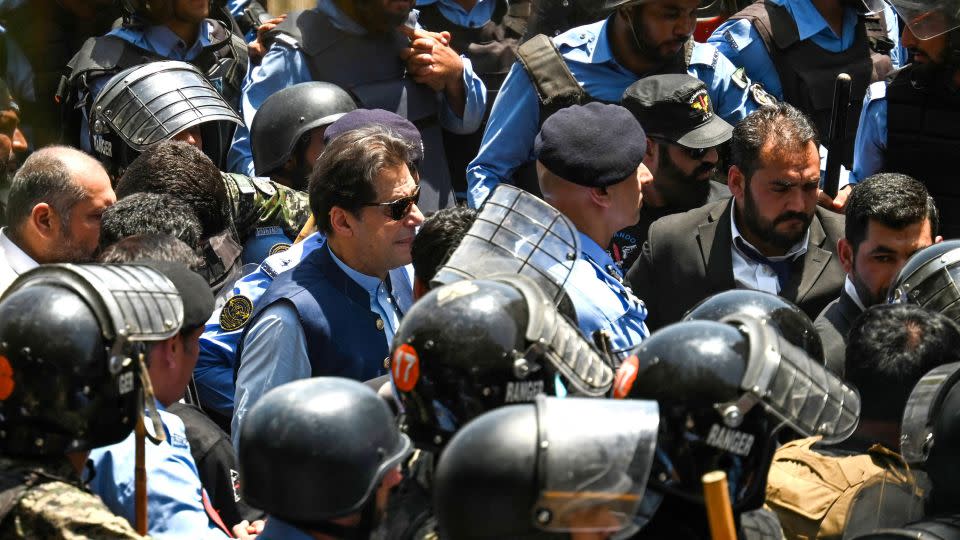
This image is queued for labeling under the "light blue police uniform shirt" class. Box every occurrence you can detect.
[80,22,217,152]
[230,244,413,449]
[226,0,487,176]
[88,404,228,539]
[415,0,496,28]
[565,232,649,355]
[196,232,325,418]
[466,18,760,208]
[849,80,887,184]
[707,0,903,99]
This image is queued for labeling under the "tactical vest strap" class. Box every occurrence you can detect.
[517,34,585,113]
[730,2,800,51]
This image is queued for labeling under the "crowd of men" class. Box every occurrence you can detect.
[1,0,960,538]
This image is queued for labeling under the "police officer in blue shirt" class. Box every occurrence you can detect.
[61,0,248,149]
[535,102,650,358]
[850,0,960,238]
[226,0,486,212]
[707,0,903,184]
[466,0,764,208]
[414,0,527,198]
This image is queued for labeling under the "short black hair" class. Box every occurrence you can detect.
[847,303,960,423]
[308,125,415,235]
[115,141,228,237]
[729,102,819,181]
[845,173,939,253]
[98,233,203,271]
[6,147,88,237]
[99,192,203,251]
[411,206,477,285]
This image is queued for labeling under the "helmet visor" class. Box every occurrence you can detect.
[730,315,861,444]
[887,0,960,39]
[92,60,242,152]
[900,361,960,464]
[533,396,659,533]
[432,185,580,306]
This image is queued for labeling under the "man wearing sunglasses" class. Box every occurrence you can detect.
[231,125,421,447]
[627,102,846,330]
[611,74,733,269]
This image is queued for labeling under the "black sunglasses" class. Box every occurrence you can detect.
[361,185,421,220]
[652,136,712,160]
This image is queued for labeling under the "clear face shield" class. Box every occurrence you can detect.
[888,247,960,323]
[505,275,615,397]
[885,0,960,38]
[432,184,580,306]
[533,395,660,534]
[3,263,186,445]
[717,314,861,444]
[900,361,960,464]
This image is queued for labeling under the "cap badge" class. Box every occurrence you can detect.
[689,89,713,120]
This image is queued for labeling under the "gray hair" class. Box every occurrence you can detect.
[6,146,92,237]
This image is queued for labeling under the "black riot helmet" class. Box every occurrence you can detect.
[239,377,412,532]
[88,60,242,177]
[250,82,357,178]
[0,264,184,456]
[850,516,960,540]
[888,240,960,324]
[433,395,660,539]
[391,274,614,452]
[684,289,827,369]
[619,315,861,517]
[898,362,960,514]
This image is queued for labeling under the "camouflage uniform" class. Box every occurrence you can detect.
[221,172,311,243]
[0,456,145,539]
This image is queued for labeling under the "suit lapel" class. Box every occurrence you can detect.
[792,215,833,303]
[697,199,736,292]
[838,288,864,326]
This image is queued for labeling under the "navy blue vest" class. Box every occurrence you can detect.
[238,245,414,381]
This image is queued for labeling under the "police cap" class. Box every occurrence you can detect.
[621,74,733,149]
[534,102,646,188]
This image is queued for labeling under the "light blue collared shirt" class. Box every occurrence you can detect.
[88,403,228,540]
[564,232,649,356]
[227,0,486,176]
[415,0,497,28]
[708,0,903,99]
[466,18,759,208]
[329,247,405,345]
[849,80,887,184]
[730,202,810,294]
[196,232,326,418]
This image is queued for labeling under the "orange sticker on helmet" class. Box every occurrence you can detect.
[391,344,420,393]
[0,355,14,400]
[612,355,639,399]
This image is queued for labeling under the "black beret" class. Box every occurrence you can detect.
[534,102,646,188]
[144,260,214,331]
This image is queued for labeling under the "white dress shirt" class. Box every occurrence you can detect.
[0,227,38,295]
[729,208,810,295]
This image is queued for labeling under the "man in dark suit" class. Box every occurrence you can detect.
[232,125,421,443]
[814,173,940,375]
[627,102,845,331]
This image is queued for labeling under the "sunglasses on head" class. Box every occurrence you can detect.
[361,185,421,220]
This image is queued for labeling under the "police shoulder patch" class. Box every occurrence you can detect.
[268,242,291,256]
[220,295,254,332]
[749,83,777,107]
